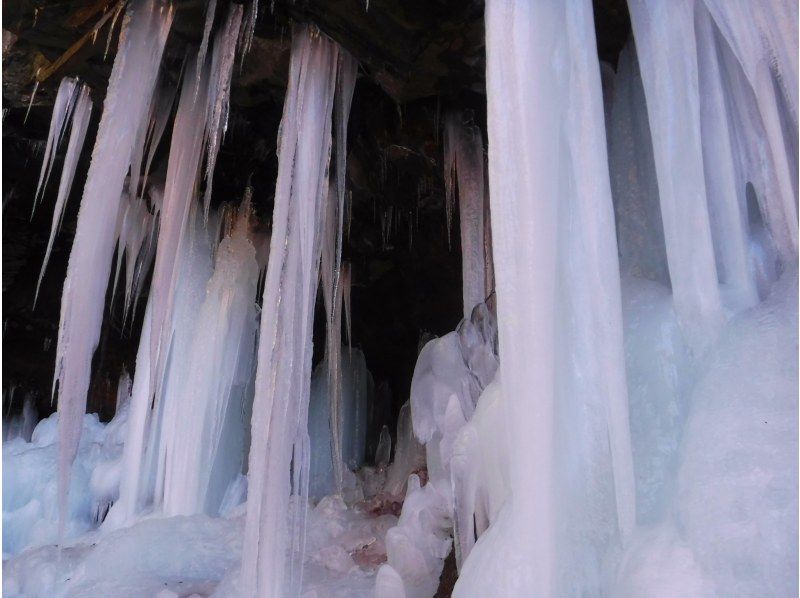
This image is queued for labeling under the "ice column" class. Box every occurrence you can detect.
[694,3,758,309]
[444,112,486,318]
[241,25,343,597]
[457,2,635,594]
[53,0,172,539]
[628,0,724,356]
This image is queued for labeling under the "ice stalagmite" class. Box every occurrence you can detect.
[694,3,758,310]
[242,25,343,597]
[53,0,172,540]
[457,1,634,595]
[35,83,93,305]
[628,0,723,356]
[444,112,486,317]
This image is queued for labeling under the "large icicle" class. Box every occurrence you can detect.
[53,0,172,540]
[456,2,635,595]
[444,111,486,317]
[35,84,93,304]
[628,0,724,356]
[32,77,78,213]
[242,25,341,597]
[148,52,210,404]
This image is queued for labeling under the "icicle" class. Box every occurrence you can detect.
[104,1,125,61]
[33,77,78,214]
[148,51,211,407]
[53,0,172,542]
[203,3,244,221]
[24,79,39,124]
[195,0,217,98]
[34,84,93,306]
[628,0,724,356]
[242,25,342,598]
[238,0,258,62]
[444,111,486,317]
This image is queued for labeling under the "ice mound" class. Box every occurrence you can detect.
[3,406,126,557]
[614,267,798,596]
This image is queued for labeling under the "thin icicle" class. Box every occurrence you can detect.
[238,0,258,63]
[444,111,486,317]
[53,0,172,542]
[24,80,39,124]
[33,77,79,214]
[203,3,244,220]
[35,83,93,306]
[195,0,217,98]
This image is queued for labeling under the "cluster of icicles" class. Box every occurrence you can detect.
[29,0,796,596]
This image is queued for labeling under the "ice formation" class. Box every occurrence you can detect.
[4,0,798,596]
[242,25,355,597]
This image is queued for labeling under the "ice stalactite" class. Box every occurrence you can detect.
[628,0,724,357]
[456,1,635,595]
[195,0,217,98]
[110,190,159,325]
[694,3,758,310]
[444,111,486,317]
[203,3,243,220]
[319,46,356,496]
[242,25,346,597]
[35,83,93,305]
[53,0,173,541]
[162,202,258,517]
[33,77,78,214]
[148,53,210,405]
